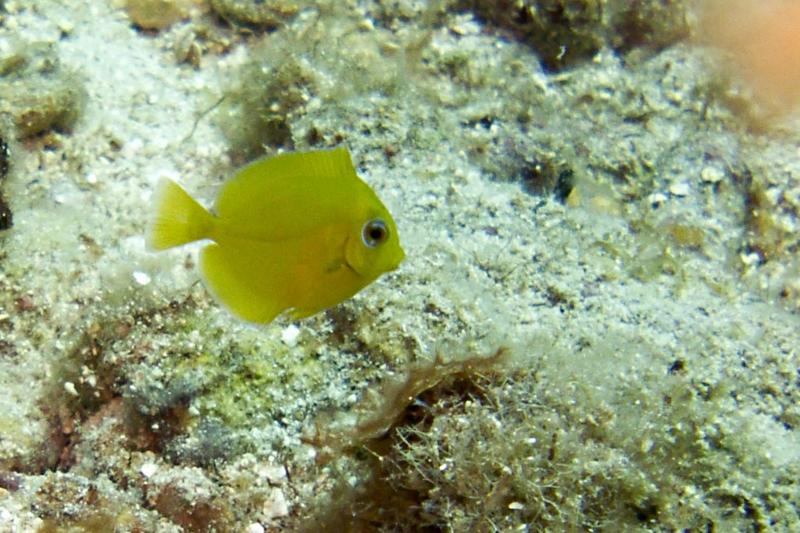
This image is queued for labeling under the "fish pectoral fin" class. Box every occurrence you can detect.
[324,258,345,274]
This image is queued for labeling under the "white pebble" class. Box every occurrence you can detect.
[64,381,78,396]
[740,252,762,267]
[646,192,667,206]
[700,166,724,183]
[263,488,290,519]
[133,271,151,286]
[281,324,300,347]
[246,524,265,533]
[258,463,287,484]
[140,462,158,478]
[123,137,144,157]
[669,182,690,197]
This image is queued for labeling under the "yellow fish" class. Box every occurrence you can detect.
[146,147,404,323]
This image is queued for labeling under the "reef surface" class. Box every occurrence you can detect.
[0,1,798,531]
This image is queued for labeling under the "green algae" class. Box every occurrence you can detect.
[462,0,605,71]
[122,0,190,31]
[215,50,317,156]
[460,0,691,71]
[0,42,86,138]
[303,332,800,531]
[209,0,303,29]
[214,7,412,158]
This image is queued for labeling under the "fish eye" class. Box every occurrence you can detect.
[362,219,389,248]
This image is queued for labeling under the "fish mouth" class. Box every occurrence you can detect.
[384,247,405,272]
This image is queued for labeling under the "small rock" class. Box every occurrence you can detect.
[257,463,287,485]
[700,166,724,184]
[64,381,79,396]
[133,271,151,286]
[140,462,158,478]
[668,182,690,197]
[646,192,667,207]
[124,0,189,31]
[263,488,289,520]
[281,324,300,347]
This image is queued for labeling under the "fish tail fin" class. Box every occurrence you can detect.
[146,178,214,251]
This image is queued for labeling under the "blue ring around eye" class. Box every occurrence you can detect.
[362,219,388,248]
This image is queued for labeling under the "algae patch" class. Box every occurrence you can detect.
[0,42,86,138]
[303,344,800,531]
[213,4,427,157]
[460,0,689,71]
[210,0,303,29]
[121,0,191,31]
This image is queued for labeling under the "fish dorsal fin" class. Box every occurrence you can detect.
[291,146,355,181]
[241,147,356,187]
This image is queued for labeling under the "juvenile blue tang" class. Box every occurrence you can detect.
[146,147,404,323]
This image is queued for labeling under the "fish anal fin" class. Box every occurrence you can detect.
[200,243,284,324]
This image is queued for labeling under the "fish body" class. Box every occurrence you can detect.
[146,147,404,323]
